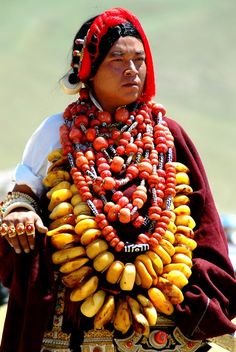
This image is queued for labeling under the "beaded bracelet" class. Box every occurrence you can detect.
[0,191,40,219]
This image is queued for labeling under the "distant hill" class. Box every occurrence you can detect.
[0,0,235,213]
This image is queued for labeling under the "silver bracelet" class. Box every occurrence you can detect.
[0,191,40,219]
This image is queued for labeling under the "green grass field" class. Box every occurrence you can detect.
[0,0,236,214]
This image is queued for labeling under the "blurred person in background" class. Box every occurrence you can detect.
[0,7,235,352]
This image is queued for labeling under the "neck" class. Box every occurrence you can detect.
[89,90,129,114]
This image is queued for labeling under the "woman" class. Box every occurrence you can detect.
[0,8,235,352]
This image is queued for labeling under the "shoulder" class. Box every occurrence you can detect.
[33,112,64,136]
[163,116,185,136]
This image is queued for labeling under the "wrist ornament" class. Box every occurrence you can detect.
[0,191,40,219]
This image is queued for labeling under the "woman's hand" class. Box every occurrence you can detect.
[0,209,48,254]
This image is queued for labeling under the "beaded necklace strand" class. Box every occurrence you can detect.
[59,88,176,253]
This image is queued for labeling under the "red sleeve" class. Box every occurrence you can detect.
[166,117,236,339]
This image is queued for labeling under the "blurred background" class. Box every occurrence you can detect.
[0,1,236,232]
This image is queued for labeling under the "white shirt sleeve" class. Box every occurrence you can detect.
[14,113,64,197]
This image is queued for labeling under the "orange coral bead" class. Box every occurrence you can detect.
[149,237,159,248]
[119,208,131,223]
[93,136,108,151]
[76,156,89,168]
[149,213,160,221]
[133,216,144,228]
[133,198,144,209]
[85,149,95,161]
[110,237,120,247]
[136,233,149,244]
[102,225,114,236]
[103,177,116,190]
[117,196,129,207]
[97,219,108,229]
[104,202,114,213]
[148,206,162,215]
[148,174,159,185]
[138,161,152,174]
[108,205,119,222]
[133,190,147,202]
[110,156,124,173]
[126,165,139,179]
[82,192,92,201]
[126,143,138,154]
[135,114,144,124]
[105,232,116,242]
[115,241,125,252]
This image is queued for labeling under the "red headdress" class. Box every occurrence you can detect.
[78,8,156,101]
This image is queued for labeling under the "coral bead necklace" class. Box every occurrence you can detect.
[60,88,176,253]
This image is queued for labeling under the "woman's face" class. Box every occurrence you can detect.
[90,36,146,113]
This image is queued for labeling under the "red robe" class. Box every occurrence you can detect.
[0,117,235,352]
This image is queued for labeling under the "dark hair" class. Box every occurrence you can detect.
[68,16,97,84]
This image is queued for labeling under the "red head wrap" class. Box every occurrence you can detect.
[78,8,156,101]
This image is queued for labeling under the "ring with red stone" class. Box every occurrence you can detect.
[25,223,35,236]
[16,223,25,236]
[0,223,8,237]
[8,224,16,238]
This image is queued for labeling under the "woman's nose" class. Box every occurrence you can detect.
[124,61,138,76]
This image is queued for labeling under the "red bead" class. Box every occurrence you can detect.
[105,232,116,242]
[125,143,138,154]
[115,241,125,252]
[117,196,129,207]
[93,137,108,151]
[115,107,129,123]
[116,145,125,155]
[126,165,139,179]
[97,111,112,124]
[86,128,96,142]
[110,237,119,247]
[74,115,89,128]
[79,88,89,100]
[102,225,113,236]
[133,216,144,228]
[98,219,109,229]
[69,127,82,143]
[136,233,149,244]
[149,237,159,247]
[156,143,168,153]
[97,162,110,173]
[111,191,123,202]
[82,192,93,201]
[76,156,89,168]
[95,213,106,222]
[100,170,112,178]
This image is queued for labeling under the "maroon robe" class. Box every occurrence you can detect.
[0,117,235,352]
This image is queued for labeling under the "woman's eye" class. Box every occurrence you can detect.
[135,57,145,62]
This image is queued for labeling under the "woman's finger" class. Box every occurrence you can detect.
[35,217,48,233]
[0,223,8,237]
[25,222,35,250]
[6,223,22,254]
[15,223,31,253]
